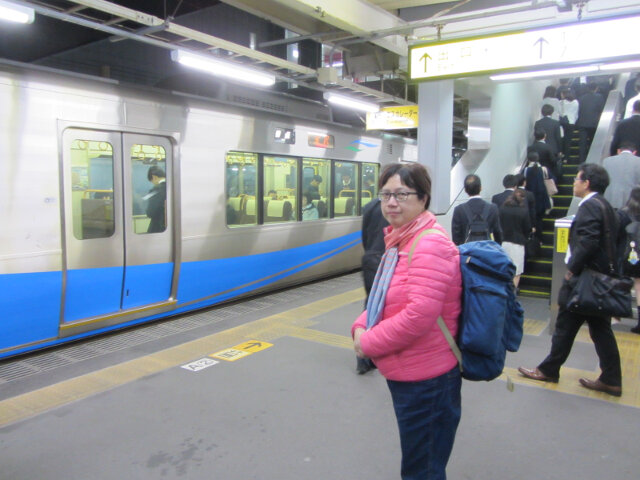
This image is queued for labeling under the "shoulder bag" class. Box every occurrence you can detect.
[565,197,633,318]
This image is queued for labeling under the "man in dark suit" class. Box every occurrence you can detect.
[576,82,605,163]
[528,129,556,176]
[357,198,389,374]
[451,174,502,245]
[534,104,563,158]
[491,174,518,207]
[146,166,167,233]
[515,173,536,234]
[610,100,640,156]
[518,163,623,397]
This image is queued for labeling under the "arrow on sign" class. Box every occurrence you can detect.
[533,37,549,59]
[420,53,432,73]
[242,341,263,350]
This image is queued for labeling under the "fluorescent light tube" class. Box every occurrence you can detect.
[171,50,275,87]
[490,65,598,81]
[324,92,380,113]
[599,61,640,71]
[0,0,34,24]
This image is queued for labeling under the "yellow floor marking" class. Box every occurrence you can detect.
[508,326,640,408]
[523,318,548,336]
[0,288,365,428]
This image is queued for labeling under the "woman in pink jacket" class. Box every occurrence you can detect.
[352,163,462,480]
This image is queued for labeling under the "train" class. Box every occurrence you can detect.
[0,60,417,359]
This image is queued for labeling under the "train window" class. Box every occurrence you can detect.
[263,155,297,223]
[302,158,330,220]
[334,161,358,217]
[130,144,167,234]
[225,152,258,227]
[361,163,380,210]
[69,139,115,239]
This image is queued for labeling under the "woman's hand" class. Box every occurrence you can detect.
[353,328,365,358]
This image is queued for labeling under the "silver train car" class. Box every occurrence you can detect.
[0,61,417,359]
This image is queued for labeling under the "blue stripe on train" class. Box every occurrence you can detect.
[0,232,360,357]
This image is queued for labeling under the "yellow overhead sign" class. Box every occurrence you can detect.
[409,15,640,81]
[366,105,418,130]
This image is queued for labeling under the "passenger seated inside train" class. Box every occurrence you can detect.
[301,192,319,221]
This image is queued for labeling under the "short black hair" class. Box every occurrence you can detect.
[147,166,165,181]
[578,163,609,194]
[464,174,481,196]
[541,104,554,116]
[618,141,637,152]
[312,175,323,183]
[534,129,546,141]
[502,174,518,189]
[527,150,540,163]
[633,100,640,113]
[379,163,432,210]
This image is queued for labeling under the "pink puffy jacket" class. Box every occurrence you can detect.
[352,217,462,382]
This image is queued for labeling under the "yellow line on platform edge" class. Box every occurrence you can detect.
[0,288,366,428]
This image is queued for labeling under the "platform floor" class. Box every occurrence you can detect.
[0,272,638,479]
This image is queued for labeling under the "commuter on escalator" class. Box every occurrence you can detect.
[576,82,605,163]
[559,89,579,158]
[541,85,561,121]
[610,100,640,157]
[603,141,640,210]
[616,187,640,334]
[498,189,531,289]
[523,151,551,242]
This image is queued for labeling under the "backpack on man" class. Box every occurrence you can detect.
[462,202,492,243]
[409,232,524,383]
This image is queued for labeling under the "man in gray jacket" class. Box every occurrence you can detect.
[603,141,640,209]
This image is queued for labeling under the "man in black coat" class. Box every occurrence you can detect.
[534,104,563,158]
[528,129,556,177]
[451,174,502,245]
[576,82,605,163]
[491,174,518,207]
[357,197,389,374]
[146,166,167,233]
[518,163,623,397]
[610,100,640,156]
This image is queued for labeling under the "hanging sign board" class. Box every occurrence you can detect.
[366,105,419,130]
[409,15,640,81]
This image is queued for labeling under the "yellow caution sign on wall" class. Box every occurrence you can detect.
[556,228,569,253]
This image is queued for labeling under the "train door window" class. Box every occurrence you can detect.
[130,144,167,234]
[361,163,380,211]
[302,158,330,219]
[225,152,258,227]
[69,139,115,239]
[334,161,358,217]
[263,155,297,223]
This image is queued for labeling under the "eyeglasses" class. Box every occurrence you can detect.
[378,191,419,202]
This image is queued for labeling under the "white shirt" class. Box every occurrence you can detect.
[565,192,598,264]
[625,93,640,118]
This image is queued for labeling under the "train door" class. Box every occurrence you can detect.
[61,128,177,330]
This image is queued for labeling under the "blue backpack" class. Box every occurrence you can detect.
[409,232,524,382]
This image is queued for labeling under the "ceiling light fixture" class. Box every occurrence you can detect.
[0,0,34,24]
[171,50,276,87]
[324,92,380,113]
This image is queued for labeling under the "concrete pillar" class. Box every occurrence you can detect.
[417,80,453,214]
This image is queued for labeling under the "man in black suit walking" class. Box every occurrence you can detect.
[491,174,518,207]
[534,104,563,159]
[451,174,502,245]
[518,163,623,397]
[610,100,640,156]
[576,82,605,163]
[528,129,556,176]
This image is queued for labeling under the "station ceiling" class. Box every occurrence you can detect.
[1,1,639,110]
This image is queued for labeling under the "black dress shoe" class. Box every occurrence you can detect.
[517,366,559,383]
[579,378,622,397]
[630,325,640,334]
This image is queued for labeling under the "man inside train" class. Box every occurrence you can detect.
[307,175,322,201]
[145,166,167,233]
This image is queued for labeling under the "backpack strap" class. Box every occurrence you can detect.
[408,228,464,373]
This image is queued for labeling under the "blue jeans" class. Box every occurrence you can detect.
[387,368,462,480]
